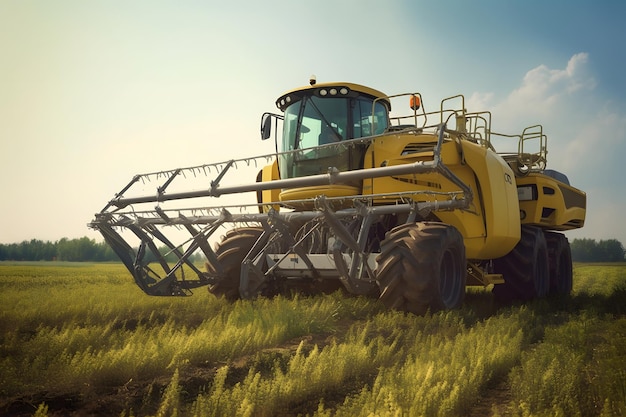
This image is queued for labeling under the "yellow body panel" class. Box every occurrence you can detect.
[516,173,586,230]
[260,160,361,210]
[279,185,360,210]
[461,141,520,258]
[260,161,281,212]
[363,133,520,259]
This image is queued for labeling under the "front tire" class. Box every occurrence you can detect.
[376,222,466,315]
[206,227,266,300]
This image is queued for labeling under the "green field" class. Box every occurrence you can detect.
[1,262,625,417]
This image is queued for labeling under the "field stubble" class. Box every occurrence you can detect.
[0,262,625,416]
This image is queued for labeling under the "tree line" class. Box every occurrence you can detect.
[0,236,623,263]
[0,237,203,263]
[569,238,625,262]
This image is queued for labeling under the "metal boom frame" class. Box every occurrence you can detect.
[90,123,473,296]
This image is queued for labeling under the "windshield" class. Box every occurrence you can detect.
[279,95,388,179]
[283,96,347,152]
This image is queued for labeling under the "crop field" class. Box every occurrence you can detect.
[1,262,625,417]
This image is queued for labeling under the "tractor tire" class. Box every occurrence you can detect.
[207,227,265,300]
[492,225,549,303]
[375,222,466,315]
[545,231,573,296]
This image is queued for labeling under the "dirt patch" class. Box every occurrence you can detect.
[467,376,514,417]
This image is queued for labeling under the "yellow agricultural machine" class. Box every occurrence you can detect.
[90,79,586,314]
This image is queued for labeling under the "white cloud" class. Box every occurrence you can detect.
[493,53,596,129]
[519,52,594,99]
[469,53,626,244]
[466,92,495,112]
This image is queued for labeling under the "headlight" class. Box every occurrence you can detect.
[517,185,536,201]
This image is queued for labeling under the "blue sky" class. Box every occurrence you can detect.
[1,0,625,245]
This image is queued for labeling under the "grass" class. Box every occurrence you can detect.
[0,264,375,399]
[0,262,625,416]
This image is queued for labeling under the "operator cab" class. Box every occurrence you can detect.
[269,81,390,181]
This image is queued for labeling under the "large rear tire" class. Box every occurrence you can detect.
[492,225,549,302]
[545,231,573,296]
[207,227,266,300]
[376,222,466,315]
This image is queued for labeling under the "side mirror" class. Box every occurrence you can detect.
[261,113,272,140]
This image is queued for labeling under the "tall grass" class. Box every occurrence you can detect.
[190,317,402,417]
[509,316,626,417]
[1,262,625,416]
[505,264,626,417]
[319,312,523,417]
[0,263,383,399]
[166,305,525,417]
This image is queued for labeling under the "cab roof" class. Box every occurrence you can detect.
[275,82,391,111]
